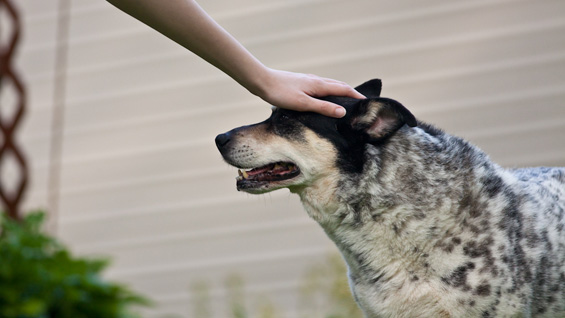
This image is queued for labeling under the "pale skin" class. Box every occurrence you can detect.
[107,0,365,118]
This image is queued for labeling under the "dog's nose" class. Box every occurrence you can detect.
[215,132,231,149]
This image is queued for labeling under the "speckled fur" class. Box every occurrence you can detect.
[216,80,565,318]
[324,124,565,318]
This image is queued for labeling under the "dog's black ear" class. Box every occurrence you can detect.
[355,79,382,99]
[348,98,417,140]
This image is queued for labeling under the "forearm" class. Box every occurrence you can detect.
[108,0,363,117]
[107,0,268,94]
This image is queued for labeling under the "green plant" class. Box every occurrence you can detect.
[190,280,212,318]
[225,274,248,318]
[0,211,148,318]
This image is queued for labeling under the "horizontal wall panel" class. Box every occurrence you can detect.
[471,123,565,167]
[59,170,229,217]
[61,77,256,130]
[419,89,565,135]
[264,21,565,83]
[18,0,58,18]
[387,55,565,107]
[68,6,142,42]
[20,103,54,142]
[243,0,563,60]
[20,165,50,211]
[19,43,58,78]
[60,99,267,161]
[64,56,218,104]
[65,28,186,77]
[59,142,222,191]
[59,192,308,249]
[22,14,58,50]
[106,220,329,273]
[20,132,51,167]
[18,73,56,110]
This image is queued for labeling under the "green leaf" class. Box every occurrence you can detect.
[19,298,47,315]
[0,211,149,318]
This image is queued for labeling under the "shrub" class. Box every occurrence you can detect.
[0,212,148,318]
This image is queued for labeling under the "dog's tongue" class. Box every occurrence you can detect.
[237,163,298,181]
[248,164,274,176]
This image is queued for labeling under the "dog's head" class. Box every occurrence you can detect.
[215,79,417,194]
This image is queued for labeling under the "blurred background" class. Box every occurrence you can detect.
[3,0,565,317]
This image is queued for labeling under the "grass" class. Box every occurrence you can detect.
[190,254,363,318]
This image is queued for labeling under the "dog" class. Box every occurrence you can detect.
[215,79,565,317]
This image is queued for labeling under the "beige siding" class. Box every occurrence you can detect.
[17,0,565,317]
[18,0,58,213]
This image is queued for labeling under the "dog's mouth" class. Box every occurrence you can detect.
[236,162,300,191]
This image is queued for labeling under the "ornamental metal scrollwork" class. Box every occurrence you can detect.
[0,0,28,220]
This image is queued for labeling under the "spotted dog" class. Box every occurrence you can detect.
[215,79,565,317]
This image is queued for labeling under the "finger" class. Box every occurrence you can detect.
[333,84,366,99]
[313,77,366,99]
[313,81,366,100]
[347,88,366,99]
[304,97,346,118]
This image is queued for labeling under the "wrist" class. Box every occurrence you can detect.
[241,64,273,99]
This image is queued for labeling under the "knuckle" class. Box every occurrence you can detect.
[296,94,312,108]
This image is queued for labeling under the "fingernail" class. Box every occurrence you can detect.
[335,107,346,117]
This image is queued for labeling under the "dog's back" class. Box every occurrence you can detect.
[502,167,565,316]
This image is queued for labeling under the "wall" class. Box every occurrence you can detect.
[16,0,565,317]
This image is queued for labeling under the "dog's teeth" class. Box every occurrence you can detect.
[237,169,249,179]
[274,163,283,170]
[236,169,246,180]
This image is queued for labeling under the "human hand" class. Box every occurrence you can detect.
[253,69,365,118]
[108,0,364,117]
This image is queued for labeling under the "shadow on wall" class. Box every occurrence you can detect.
[191,254,364,318]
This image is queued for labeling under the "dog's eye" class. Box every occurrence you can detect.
[271,113,299,136]
[272,112,290,123]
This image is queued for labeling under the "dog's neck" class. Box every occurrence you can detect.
[298,125,501,284]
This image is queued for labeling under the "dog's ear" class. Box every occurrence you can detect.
[348,98,417,140]
[355,79,382,99]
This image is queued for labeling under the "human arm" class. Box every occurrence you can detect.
[107,0,364,117]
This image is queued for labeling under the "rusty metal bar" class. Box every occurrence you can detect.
[0,0,28,220]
